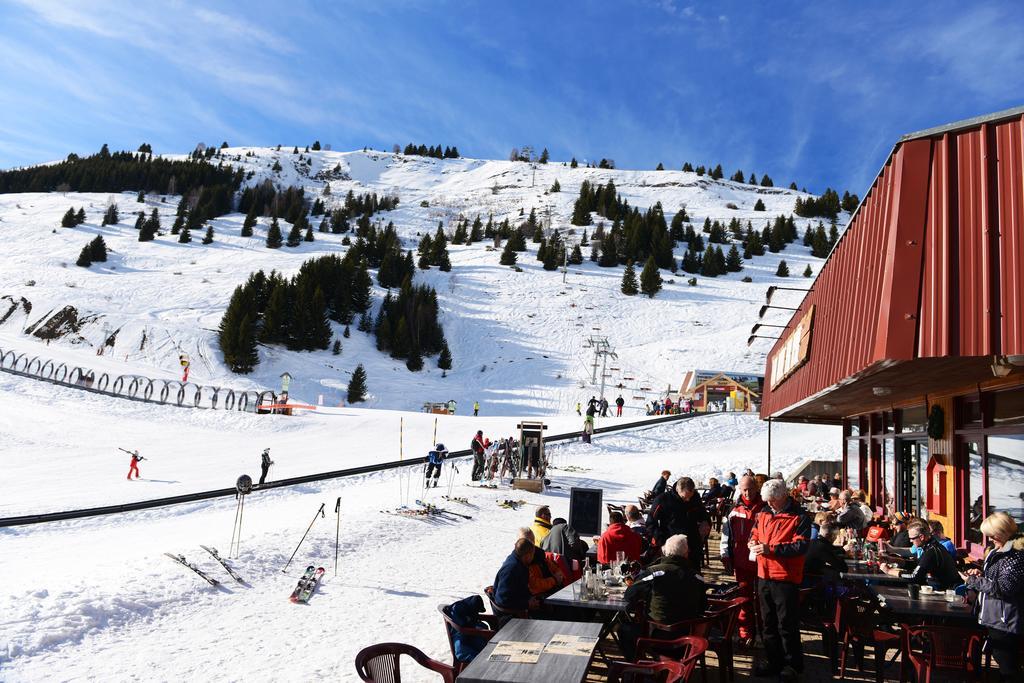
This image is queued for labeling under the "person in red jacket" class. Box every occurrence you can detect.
[597,511,643,565]
[748,478,811,679]
[126,450,144,480]
[720,475,766,641]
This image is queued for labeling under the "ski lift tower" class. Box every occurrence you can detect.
[583,336,617,404]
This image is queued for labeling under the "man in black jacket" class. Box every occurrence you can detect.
[883,521,961,589]
[803,522,848,582]
[651,470,671,498]
[258,448,274,486]
[619,534,707,660]
[646,477,711,571]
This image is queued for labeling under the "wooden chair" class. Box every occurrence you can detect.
[436,603,502,675]
[901,623,983,683]
[354,642,455,683]
[631,634,709,682]
[484,585,528,619]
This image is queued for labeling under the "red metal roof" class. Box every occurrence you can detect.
[761,107,1024,419]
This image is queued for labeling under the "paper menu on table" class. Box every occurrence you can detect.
[487,641,545,663]
[543,634,600,656]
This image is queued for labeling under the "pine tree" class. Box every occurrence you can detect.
[202,226,214,244]
[332,339,341,355]
[310,287,332,349]
[304,226,315,242]
[286,221,302,247]
[700,245,719,276]
[418,252,431,269]
[639,256,662,298]
[803,264,813,278]
[178,225,191,243]
[347,364,368,403]
[266,216,283,248]
[776,260,790,277]
[437,339,453,369]
[725,244,743,272]
[343,324,350,338]
[656,162,665,171]
[76,244,92,267]
[570,157,578,168]
[438,249,452,272]
[499,239,518,266]
[86,235,106,261]
[406,345,423,371]
[621,260,639,295]
[451,220,467,244]
[61,207,77,227]
[242,207,257,237]
[137,190,145,203]
[753,198,766,211]
[102,203,119,226]
[139,208,159,242]
[539,148,549,164]
[568,243,584,265]
[75,207,86,225]
[234,314,258,373]
[469,215,483,243]
[550,179,561,192]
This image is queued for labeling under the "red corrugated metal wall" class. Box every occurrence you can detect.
[762,112,1024,418]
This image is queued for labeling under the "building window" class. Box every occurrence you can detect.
[987,435,1024,523]
[900,405,927,433]
[966,440,986,545]
[883,439,896,510]
[992,389,1024,427]
[846,439,861,491]
[963,399,982,425]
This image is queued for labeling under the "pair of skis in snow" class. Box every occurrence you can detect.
[164,546,244,587]
[289,565,325,604]
[380,500,473,520]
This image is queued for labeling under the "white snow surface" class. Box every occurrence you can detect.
[0,148,840,416]
[0,386,838,681]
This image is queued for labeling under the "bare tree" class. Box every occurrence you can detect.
[392,143,401,154]
[509,147,520,162]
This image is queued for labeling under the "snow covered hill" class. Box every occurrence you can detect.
[0,147,840,414]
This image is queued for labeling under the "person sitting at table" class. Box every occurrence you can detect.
[597,510,643,565]
[961,512,1024,682]
[493,538,540,613]
[889,511,912,547]
[796,476,810,495]
[928,519,957,556]
[531,505,553,544]
[804,522,848,583]
[518,528,566,596]
[618,534,707,661]
[836,490,868,531]
[541,517,589,572]
[882,521,961,589]
[702,477,724,503]
[624,505,647,536]
[826,488,842,512]
[809,510,835,540]
[832,472,843,490]
[725,471,738,488]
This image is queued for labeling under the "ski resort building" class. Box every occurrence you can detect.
[677,370,763,412]
[759,106,1024,558]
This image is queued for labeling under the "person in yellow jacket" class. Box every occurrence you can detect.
[531,506,553,544]
[473,401,480,416]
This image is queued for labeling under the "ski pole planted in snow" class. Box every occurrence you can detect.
[281,502,326,573]
[334,496,341,577]
[399,417,404,506]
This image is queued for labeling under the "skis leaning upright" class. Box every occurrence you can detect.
[165,553,220,587]
[292,566,326,604]
[289,566,316,602]
[200,545,245,583]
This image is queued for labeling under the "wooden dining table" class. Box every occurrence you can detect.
[456,618,603,683]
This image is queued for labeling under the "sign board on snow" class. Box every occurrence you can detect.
[569,487,603,537]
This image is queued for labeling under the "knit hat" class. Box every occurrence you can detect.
[893,511,910,524]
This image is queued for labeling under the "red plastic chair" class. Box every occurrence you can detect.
[626,635,709,682]
[901,624,983,683]
[483,585,528,619]
[703,597,748,682]
[835,596,900,683]
[436,603,502,675]
[354,642,455,683]
[643,615,715,683]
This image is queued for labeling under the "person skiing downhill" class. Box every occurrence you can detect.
[259,448,274,486]
[424,443,448,488]
[127,450,144,480]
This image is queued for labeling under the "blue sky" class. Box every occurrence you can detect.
[1,1,1022,194]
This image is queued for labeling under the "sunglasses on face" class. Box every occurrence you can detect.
[909,534,924,542]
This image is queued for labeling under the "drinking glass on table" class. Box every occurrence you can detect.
[615,551,626,576]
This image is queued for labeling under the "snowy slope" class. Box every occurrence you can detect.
[0,148,839,414]
[0,399,837,682]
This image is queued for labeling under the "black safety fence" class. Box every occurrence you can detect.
[0,346,262,413]
[0,410,719,527]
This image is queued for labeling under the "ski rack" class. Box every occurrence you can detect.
[0,411,717,527]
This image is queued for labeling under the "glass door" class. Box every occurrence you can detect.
[898,440,928,516]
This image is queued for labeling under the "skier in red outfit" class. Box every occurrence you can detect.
[127,450,144,480]
[720,474,766,641]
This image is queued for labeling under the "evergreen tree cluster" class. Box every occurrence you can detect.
[794,188,842,220]
[570,179,630,225]
[61,207,87,227]
[536,232,567,271]
[0,144,242,199]
[417,224,453,272]
[373,278,448,371]
[344,189,399,216]
[346,221,416,286]
[402,143,460,159]
[218,253,375,373]
[75,236,108,268]
[591,201,674,270]
[238,182,306,221]
[802,220,840,257]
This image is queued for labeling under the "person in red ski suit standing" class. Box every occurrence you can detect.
[470,430,486,481]
[720,474,766,641]
[127,450,144,480]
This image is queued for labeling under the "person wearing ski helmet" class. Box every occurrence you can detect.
[258,448,274,486]
[127,450,144,480]
[425,443,448,488]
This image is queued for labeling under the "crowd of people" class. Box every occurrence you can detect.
[482,466,1024,681]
